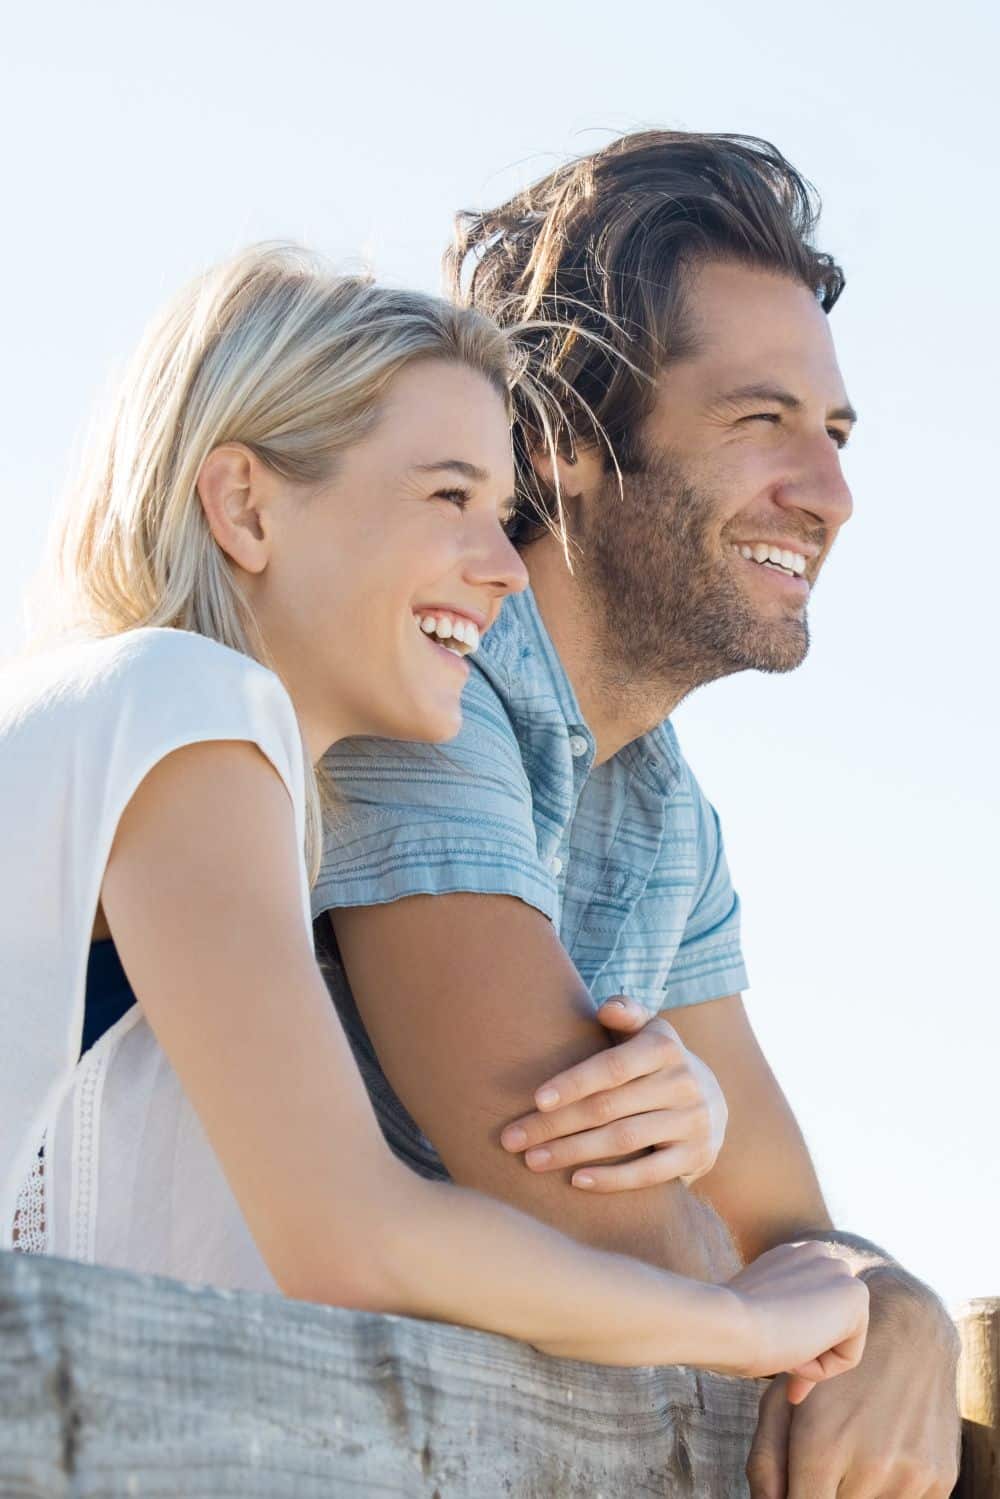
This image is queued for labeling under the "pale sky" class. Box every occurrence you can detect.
[3,0,997,1309]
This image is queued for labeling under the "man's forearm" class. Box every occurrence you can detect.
[594,1181,742,1283]
[462,1160,743,1285]
[645,1182,742,1283]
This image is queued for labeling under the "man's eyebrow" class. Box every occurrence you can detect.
[413,459,490,482]
[719,382,858,425]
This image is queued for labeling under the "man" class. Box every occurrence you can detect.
[315,132,960,1496]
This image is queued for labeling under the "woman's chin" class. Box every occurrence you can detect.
[376,692,464,745]
[410,703,464,744]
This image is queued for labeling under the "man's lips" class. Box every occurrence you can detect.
[730,541,815,589]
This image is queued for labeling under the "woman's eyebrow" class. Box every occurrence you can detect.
[413,459,489,482]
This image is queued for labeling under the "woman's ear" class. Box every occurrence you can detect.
[197,445,271,574]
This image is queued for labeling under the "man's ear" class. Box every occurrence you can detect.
[197,444,271,575]
[528,440,604,505]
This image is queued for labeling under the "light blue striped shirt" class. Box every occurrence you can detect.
[315,587,747,1013]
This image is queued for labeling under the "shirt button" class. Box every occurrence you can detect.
[549,855,563,876]
[569,734,589,758]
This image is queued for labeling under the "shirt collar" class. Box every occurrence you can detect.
[481,589,681,795]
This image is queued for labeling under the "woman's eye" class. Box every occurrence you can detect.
[434,487,471,510]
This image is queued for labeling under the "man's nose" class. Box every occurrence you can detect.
[775,434,854,532]
[464,517,530,598]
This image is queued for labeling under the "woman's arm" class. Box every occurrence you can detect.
[100,740,866,1381]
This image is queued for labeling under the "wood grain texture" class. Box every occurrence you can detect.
[957,1299,1000,1499]
[0,1248,768,1498]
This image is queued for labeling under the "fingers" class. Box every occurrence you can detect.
[784,1373,817,1405]
[527,1015,684,1112]
[746,1379,792,1499]
[500,1072,699,1154]
[568,1145,706,1192]
[788,1325,866,1390]
[786,1417,841,1499]
[593,995,649,1034]
[519,1108,699,1172]
[829,1323,868,1373]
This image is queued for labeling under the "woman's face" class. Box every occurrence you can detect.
[247,359,528,753]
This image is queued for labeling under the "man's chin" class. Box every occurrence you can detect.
[744,620,810,674]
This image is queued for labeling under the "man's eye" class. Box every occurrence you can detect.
[434,487,471,509]
[828,429,850,450]
[744,412,781,426]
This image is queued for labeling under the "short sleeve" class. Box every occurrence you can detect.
[312,667,558,922]
[661,779,749,1009]
[102,630,306,837]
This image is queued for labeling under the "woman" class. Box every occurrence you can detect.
[0,245,866,1398]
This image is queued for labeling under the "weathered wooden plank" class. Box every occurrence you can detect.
[957,1298,1000,1499]
[0,1249,767,1497]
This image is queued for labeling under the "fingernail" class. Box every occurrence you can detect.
[536,1087,560,1109]
[573,1173,595,1189]
[501,1126,527,1151]
[608,1000,640,1017]
[605,998,629,1009]
[526,1148,552,1169]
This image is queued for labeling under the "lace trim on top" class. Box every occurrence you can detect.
[69,1046,108,1263]
[12,1144,46,1255]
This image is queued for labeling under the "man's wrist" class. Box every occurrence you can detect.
[861,1263,959,1348]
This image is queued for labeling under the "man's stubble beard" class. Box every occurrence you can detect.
[573,451,814,699]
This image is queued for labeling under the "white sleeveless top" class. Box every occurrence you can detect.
[0,628,309,1292]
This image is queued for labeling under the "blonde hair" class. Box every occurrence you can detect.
[42,243,518,881]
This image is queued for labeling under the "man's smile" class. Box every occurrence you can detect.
[729,540,818,590]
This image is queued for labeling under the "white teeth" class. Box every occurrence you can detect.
[735,544,808,578]
[414,612,480,655]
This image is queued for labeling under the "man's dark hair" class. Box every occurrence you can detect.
[445,130,845,543]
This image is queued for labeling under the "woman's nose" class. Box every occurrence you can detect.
[464,520,530,598]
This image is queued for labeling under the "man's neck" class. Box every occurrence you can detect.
[524,535,694,766]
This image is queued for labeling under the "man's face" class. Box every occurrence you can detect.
[578,261,856,685]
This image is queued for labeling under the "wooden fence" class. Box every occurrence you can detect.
[0,1250,996,1497]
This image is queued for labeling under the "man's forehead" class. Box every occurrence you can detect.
[673,274,850,404]
[684,259,827,322]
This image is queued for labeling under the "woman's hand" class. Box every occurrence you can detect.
[500,996,728,1191]
[726,1242,870,1403]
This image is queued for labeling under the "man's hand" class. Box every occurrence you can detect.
[746,1271,960,1498]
